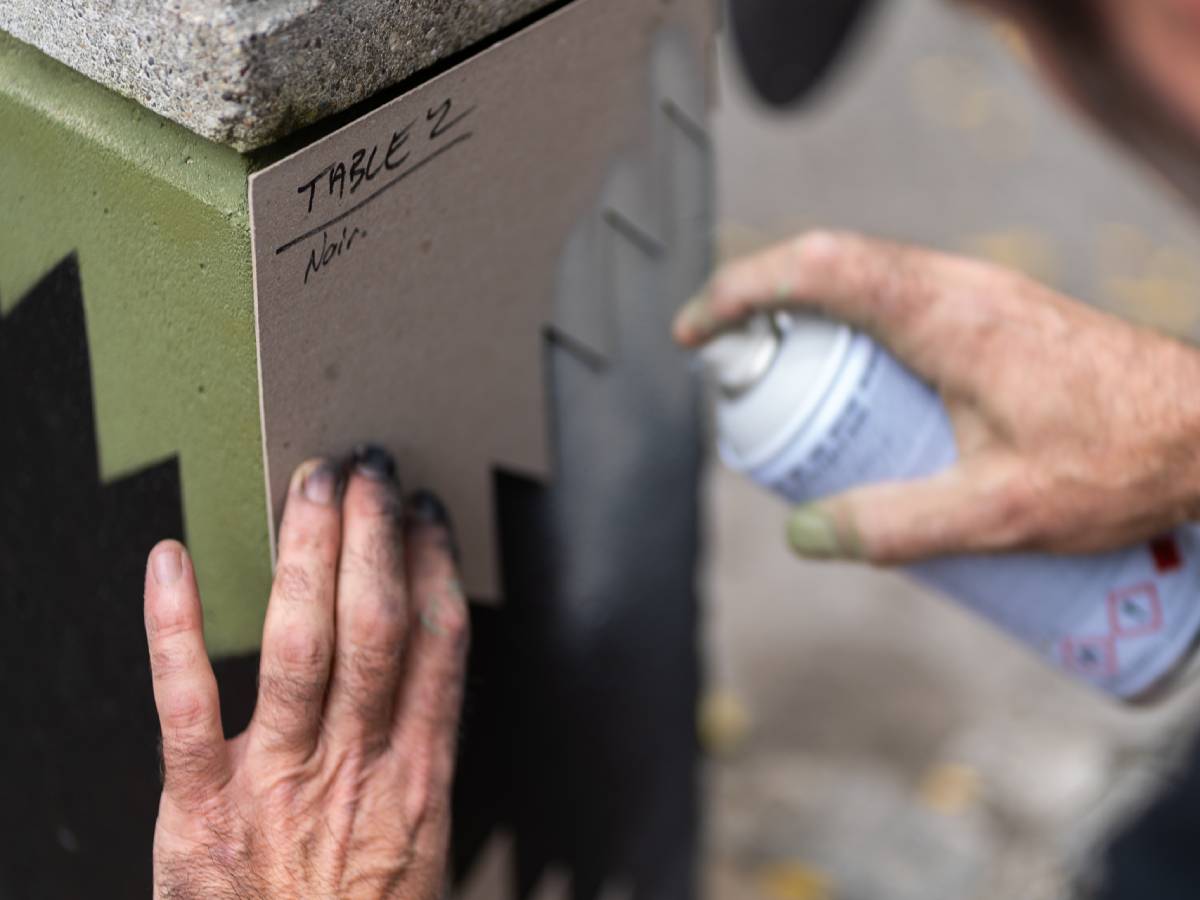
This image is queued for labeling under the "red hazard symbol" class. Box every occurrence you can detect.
[1108,582,1163,638]
[1061,635,1118,677]
[1061,581,1167,680]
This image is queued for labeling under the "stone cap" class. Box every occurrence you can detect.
[0,0,557,151]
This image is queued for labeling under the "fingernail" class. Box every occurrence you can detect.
[407,489,451,526]
[354,444,396,482]
[406,489,460,559]
[153,544,184,585]
[786,506,848,560]
[302,460,340,506]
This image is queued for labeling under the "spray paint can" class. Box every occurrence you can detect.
[702,313,1200,699]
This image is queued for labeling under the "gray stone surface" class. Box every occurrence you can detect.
[0,0,556,151]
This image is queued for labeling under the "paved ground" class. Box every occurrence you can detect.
[702,2,1200,898]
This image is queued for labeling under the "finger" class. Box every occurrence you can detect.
[144,540,230,807]
[392,491,470,786]
[252,459,343,758]
[674,230,994,385]
[325,445,409,753]
[786,458,1036,564]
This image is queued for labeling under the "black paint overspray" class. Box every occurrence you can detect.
[0,256,258,898]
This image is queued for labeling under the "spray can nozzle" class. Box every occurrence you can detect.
[698,313,785,398]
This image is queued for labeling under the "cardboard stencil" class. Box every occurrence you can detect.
[250,0,712,599]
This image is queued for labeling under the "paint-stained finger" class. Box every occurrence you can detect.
[144,540,231,808]
[788,456,1037,564]
[325,445,409,754]
[252,459,343,758]
[392,490,470,787]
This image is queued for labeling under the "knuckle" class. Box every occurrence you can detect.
[277,625,332,674]
[982,474,1040,547]
[796,229,850,269]
[435,596,470,646]
[798,230,869,290]
[346,640,402,690]
[146,605,199,641]
[150,641,197,679]
[345,595,406,649]
[400,757,438,824]
[160,688,212,732]
[418,582,470,649]
[963,264,1039,328]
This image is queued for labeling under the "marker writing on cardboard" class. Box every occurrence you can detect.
[296,123,416,215]
[304,226,367,284]
[277,97,478,274]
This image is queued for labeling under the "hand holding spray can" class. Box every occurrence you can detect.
[702,313,1200,699]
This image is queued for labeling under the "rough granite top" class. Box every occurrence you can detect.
[0,0,558,151]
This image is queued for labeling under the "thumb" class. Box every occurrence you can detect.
[786,463,1031,565]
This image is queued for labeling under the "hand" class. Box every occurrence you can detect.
[674,231,1200,564]
[144,447,469,899]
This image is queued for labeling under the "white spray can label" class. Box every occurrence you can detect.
[707,315,1200,698]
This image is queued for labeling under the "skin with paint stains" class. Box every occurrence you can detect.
[676,0,1200,565]
[146,448,469,899]
[676,231,1200,564]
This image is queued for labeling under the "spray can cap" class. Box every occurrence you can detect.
[698,311,854,465]
[698,313,784,397]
